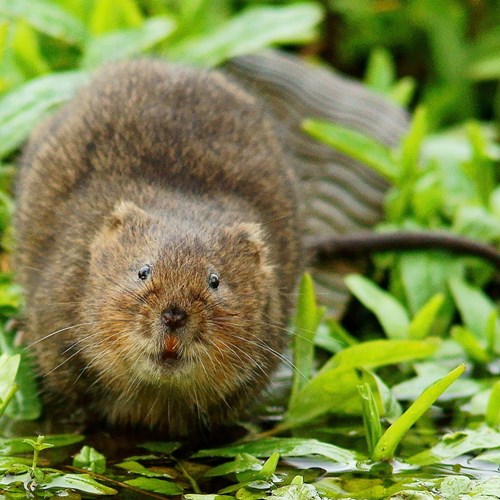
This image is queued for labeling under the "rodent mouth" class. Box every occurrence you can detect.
[153,334,183,367]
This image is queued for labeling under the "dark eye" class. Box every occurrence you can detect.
[208,273,220,289]
[138,264,152,280]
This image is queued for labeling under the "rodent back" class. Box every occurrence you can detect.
[16,59,303,304]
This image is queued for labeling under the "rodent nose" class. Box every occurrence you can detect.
[161,307,187,331]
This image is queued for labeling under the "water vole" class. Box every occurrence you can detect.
[15,59,303,435]
[15,54,498,436]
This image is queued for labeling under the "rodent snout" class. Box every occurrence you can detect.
[161,307,188,332]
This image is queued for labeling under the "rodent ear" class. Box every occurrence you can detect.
[104,201,151,231]
[225,222,268,263]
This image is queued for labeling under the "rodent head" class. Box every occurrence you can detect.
[82,200,282,428]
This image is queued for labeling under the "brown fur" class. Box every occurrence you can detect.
[14,59,303,435]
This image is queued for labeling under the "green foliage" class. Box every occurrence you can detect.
[328,0,500,127]
[0,0,323,162]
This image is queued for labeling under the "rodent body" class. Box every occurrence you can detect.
[15,59,303,434]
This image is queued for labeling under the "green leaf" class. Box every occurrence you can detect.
[486,380,500,429]
[358,383,382,456]
[124,477,183,495]
[398,106,427,181]
[270,477,322,499]
[373,364,466,461]
[392,360,485,402]
[43,473,117,495]
[463,121,496,206]
[290,273,322,406]
[286,367,390,425]
[364,47,395,93]
[449,277,500,342]
[453,205,500,241]
[73,446,106,474]
[0,353,20,405]
[487,310,498,355]
[12,21,50,78]
[0,434,84,455]
[398,252,463,330]
[139,441,182,454]
[0,0,86,44]
[166,3,323,67]
[469,54,500,81]
[408,424,500,466]
[345,274,410,339]
[303,119,398,182]
[314,318,357,353]
[259,453,279,479]
[81,16,176,69]
[320,339,438,373]
[116,460,171,478]
[23,436,53,452]
[193,438,357,464]
[89,0,143,35]
[0,71,88,159]
[388,77,416,107]
[204,454,261,477]
[439,476,500,499]
[408,293,445,339]
[451,326,490,364]
[0,328,42,421]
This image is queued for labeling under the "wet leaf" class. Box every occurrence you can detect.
[408,424,500,466]
[439,475,500,499]
[270,475,321,499]
[116,460,171,478]
[124,477,183,495]
[204,453,261,477]
[73,446,106,474]
[42,473,117,495]
[193,438,357,464]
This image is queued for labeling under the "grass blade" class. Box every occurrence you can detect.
[372,364,466,462]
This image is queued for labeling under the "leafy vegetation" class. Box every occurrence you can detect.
[0,0,498,498]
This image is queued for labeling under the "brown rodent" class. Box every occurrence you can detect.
[16,53,496,437]
[15,59,302,435]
